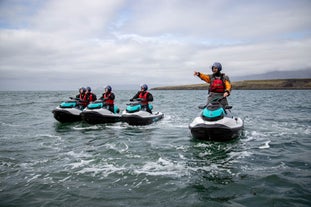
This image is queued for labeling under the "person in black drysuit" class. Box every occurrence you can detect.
[130,84,153,113]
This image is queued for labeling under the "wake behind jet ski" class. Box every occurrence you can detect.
[121,99,164,126]
[189,98,244,141]
[52,97,85,123]
[81,100,121,124]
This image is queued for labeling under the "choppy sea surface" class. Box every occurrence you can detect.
[0,90,310,207]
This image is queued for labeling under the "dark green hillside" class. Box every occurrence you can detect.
[151,79,311,90]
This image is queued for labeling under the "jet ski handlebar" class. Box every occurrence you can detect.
[69,97,87,102]
[198,97,232,109]
[127,98,146,106]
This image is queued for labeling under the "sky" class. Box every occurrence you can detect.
[0,0,310,90]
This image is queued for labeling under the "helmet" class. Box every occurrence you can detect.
[79,87,86,92]
[140,84,148,91]
[211,62,222,72]
[86,86,91,91]
[105,85,112,92]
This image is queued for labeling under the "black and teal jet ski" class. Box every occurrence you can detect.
[81,100,121,124]
[189,98,244,141]
[52,97,84,123]
[121,99,164,126]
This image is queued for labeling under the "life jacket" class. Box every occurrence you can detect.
[81,95,88,107]
[103,93,114,105]
[138,91,149,105]
[210,75,225,93]
[89,93,97,102]
[82,93,96,107]
[79,93,85,100]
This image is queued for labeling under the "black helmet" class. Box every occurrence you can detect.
[211,62,222,72]
[79,87,86,92]
[140,84,148,91]
[105,85,112,92]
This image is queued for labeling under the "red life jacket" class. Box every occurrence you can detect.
[79,93,85,100]
[103,93,114,105]
[138,91,149,105]
[81,95,88,107]
[210,76,225,93]
[82,93,96,107]
[88,93,96,102]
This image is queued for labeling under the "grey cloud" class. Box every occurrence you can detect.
[0,0,310,90]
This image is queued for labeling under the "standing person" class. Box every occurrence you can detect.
[83,86,97,107]
[76,87,86,100]
[194,62,232,107]
[130,84,153,113]
[99,85,116,113]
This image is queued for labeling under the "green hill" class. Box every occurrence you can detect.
[151,79,311,90]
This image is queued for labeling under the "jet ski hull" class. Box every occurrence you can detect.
[52,107,82,123]
[189,116,244,141]
[81,109,121,124]
[122,111,164,126]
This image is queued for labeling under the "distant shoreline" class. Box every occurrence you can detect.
[151,78,311,90]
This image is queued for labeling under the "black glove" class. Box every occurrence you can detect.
[130,99,133,101]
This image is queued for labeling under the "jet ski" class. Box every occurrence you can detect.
[189,98,244,141]
[81,100,121,124]
[52,97,85,123]
[121,99,164,126]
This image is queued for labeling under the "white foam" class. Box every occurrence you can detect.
[65,151,92,159]
[186,163,221,174]
[229,151,252,160]
[133,157,189,177]
[35,134,62,139]
[251,131,261,136]
[105,142,129,153]
[198,151,212,157]
[59,175,72,182]
[73,125,99,130]
[193,142,212,148]
[304,128,311,135]
[68,159,94,169]
[76,163,126,177]
[26,174,41,183]
[259,140,271,149]
[105,125,124,129]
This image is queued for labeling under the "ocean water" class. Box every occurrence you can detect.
[0,90,310,207]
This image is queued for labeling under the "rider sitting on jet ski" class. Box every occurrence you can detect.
[194,62,232,107]
[74,87,87,109]
[76,87,86,100]
[83,86,97,107]
[130,84,154,113]
[99,85,116,113]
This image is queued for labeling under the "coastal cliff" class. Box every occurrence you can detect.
[151,79,311,90]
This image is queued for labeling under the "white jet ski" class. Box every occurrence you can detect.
[52,97,85,123]
[81,100,121,124]
[189,98,244,141]
[121,99,164,126]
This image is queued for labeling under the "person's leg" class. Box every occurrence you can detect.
[109,105,114,113]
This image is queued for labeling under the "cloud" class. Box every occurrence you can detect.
[118,0,311,40]
[0,0,310,90]
[29,0,125,38]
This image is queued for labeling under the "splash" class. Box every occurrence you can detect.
[259,140,271,149]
